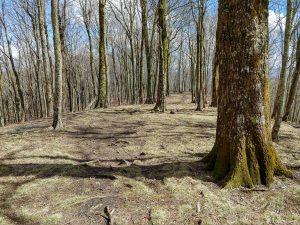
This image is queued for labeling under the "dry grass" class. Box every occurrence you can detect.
[0,93,299,225]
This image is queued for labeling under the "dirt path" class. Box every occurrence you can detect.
[0,94,299,225]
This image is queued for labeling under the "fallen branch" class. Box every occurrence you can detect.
[102,206,115,225]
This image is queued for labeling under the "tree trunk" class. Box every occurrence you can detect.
[38,0,53,117]
[271,0,293,141]
[142,0,153,104]
[95,0,107,108]
[139,35,144,104]
[153,0,167,112]
[210,51,218,107]
[283,35,300,122]
[202,0,291,188]
[0,68,4,126]
[2,20,26,122]
[195,0,204,111]
[211,17,220,108]
[51,0,64,130]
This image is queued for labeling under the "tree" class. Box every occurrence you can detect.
[271,0,293,141]
[141,0,153,104]
[211,17,219,107]
[0,2,26,122]
[51,0,63,130]
[153,0,167,112]
[272,0,293,119]
[210,50,218,107]
[195,0,205,111]
[202,0,291,188]
[95,0,107,108]
[0,67,3,126]
[78,0,97,97]
[283,34,300,122]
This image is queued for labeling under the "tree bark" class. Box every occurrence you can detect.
[51,0,63,130]
[271,0,293,141]
[202,0,291,188]
[195,0,204,111]
[1,16,26,122]
[141,0,153,104]
[153,0,167,112]
[210,51,218,107]
[283,35,300,122]
[139,35,144,104]
[38,0,53,117]
[0,68,4,126]
[95,0,107,108]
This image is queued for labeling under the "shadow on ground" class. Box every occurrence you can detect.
[0,155,213,225]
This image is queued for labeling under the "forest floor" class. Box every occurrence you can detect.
[0,93,299,225]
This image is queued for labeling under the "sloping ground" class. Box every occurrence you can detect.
[0,93,299,225]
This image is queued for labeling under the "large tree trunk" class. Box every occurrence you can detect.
[95,0,107,108]
[202,0,291,188]
[153,0,167,112]
[271,0,293,141]
[283,35,300,122]
[51,0,63,130]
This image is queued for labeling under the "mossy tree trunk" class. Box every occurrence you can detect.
[283,35,300,122]
[96,0,107,108]
[51,0,63,130]
[154,0,167,112]
[202,0,292,188]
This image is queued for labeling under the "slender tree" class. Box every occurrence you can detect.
[0,68,3,126]
[210,51,218,107]
[153,0,167,112]
[202,0,291,188]
[141,0,153,104]
[211,18,220,107]
[271,0,293,141]
[95,0,107,108]
[195,0,204,111]
[138,34,144,103]
[51,0,63,130]
[283,34,300,122]
[79,0,97,97]
[38,0,53,117]
[0,4,26,122]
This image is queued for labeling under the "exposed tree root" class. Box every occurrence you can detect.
[201,140,292,189]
